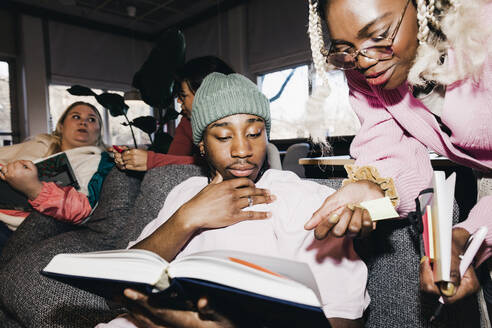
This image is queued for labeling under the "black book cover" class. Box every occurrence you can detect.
[42,271,330,328]
[0,152,79,210]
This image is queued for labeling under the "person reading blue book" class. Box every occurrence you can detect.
[96,73,369,328]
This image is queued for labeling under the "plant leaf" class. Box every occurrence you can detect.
[162,107,180,123]
[132,28,186,108]
[148,130,173,154]
[67,85,96,96]
[131,116,157,134]
[95,93,128,117]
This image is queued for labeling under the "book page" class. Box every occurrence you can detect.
[431,172,455,283]
[169,250,321,307]
[358,197,399,221]
[422,205,434,260]
[43,249,169,287]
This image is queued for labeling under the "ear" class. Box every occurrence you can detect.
[198,141,205,157]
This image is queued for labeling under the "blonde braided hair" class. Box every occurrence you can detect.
[305,0,332,149]
[409,0,491,86]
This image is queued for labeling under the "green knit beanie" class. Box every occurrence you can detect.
[191,72,271,144]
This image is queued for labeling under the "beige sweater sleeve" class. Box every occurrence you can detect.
[0,134,52,166]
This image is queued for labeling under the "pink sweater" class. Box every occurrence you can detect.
[345,43,492,263]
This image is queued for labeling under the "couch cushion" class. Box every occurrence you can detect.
[0,167,142,327]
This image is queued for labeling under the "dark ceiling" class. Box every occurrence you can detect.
[1,0,246,40]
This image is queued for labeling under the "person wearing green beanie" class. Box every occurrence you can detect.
[98,73,367,328]
[191,72,271,145]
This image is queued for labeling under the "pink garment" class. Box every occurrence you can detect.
[345,14,492,264]
[146,117,198,169]
[97,170,369,327]
[0,181,93,226]
[29,182,92,224]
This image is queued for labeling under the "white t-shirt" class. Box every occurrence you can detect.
[97,169,369,327]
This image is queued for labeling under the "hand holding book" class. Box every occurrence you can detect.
[417,171,486,321]
[0,160,43,200]
[420,227,481,302]
[0,152,79,210]
[121,289,239,328]
[43,249,331,327]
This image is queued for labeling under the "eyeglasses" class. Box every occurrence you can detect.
[323,0,411,70]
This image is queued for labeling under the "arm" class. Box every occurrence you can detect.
[0,160,93,224]
[111,148,196,171]
[146,151,195,170]
[167,117,194,156]
[113,118,195,171]
[31,151,113,223]
[346,71,433,217]
[132,175,274,261]
[305,72,433,239]
[30,182,93,224]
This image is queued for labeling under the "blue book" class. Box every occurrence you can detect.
[42,249,330,327]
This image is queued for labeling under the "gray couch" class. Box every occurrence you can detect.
[0,165,482,327]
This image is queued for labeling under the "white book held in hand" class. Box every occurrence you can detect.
[430,171,456,283]
[42,249,323,309]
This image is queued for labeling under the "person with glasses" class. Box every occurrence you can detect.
[304,0,492,306]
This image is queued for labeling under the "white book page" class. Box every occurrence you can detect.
[32,151,65,164]
[431,172,455,282]
[43,249,169,286]
[169,250,321,307]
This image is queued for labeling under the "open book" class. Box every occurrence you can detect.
[42,249,330,327]
[0,152,79,210]
[421,171,456,284]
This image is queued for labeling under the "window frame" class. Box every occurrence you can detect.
[0,56,19,145]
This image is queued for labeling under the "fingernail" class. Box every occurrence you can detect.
[333,228,342,236]
[266,212,272,218]
[304,220,313,230]
[124,289,138,300]
[269,195,277,202]
[440,282,456,297]
[329,213,340,223]
[420,256,428,264]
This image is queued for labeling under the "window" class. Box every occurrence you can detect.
[48,85,152,147]
[108,94,153,146]
[258,65,310,139]
[0,60,13,146]
[258,65,359,140]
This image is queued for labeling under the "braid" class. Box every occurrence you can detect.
[416,0,431,44]
[307,0,330,88]
[425,0,440,30]
[305,0,332,151]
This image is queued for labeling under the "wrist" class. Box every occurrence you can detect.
[173,204,202,233]
[26,181,44,201]
[343,164,399,207]
[354,180,385,198]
